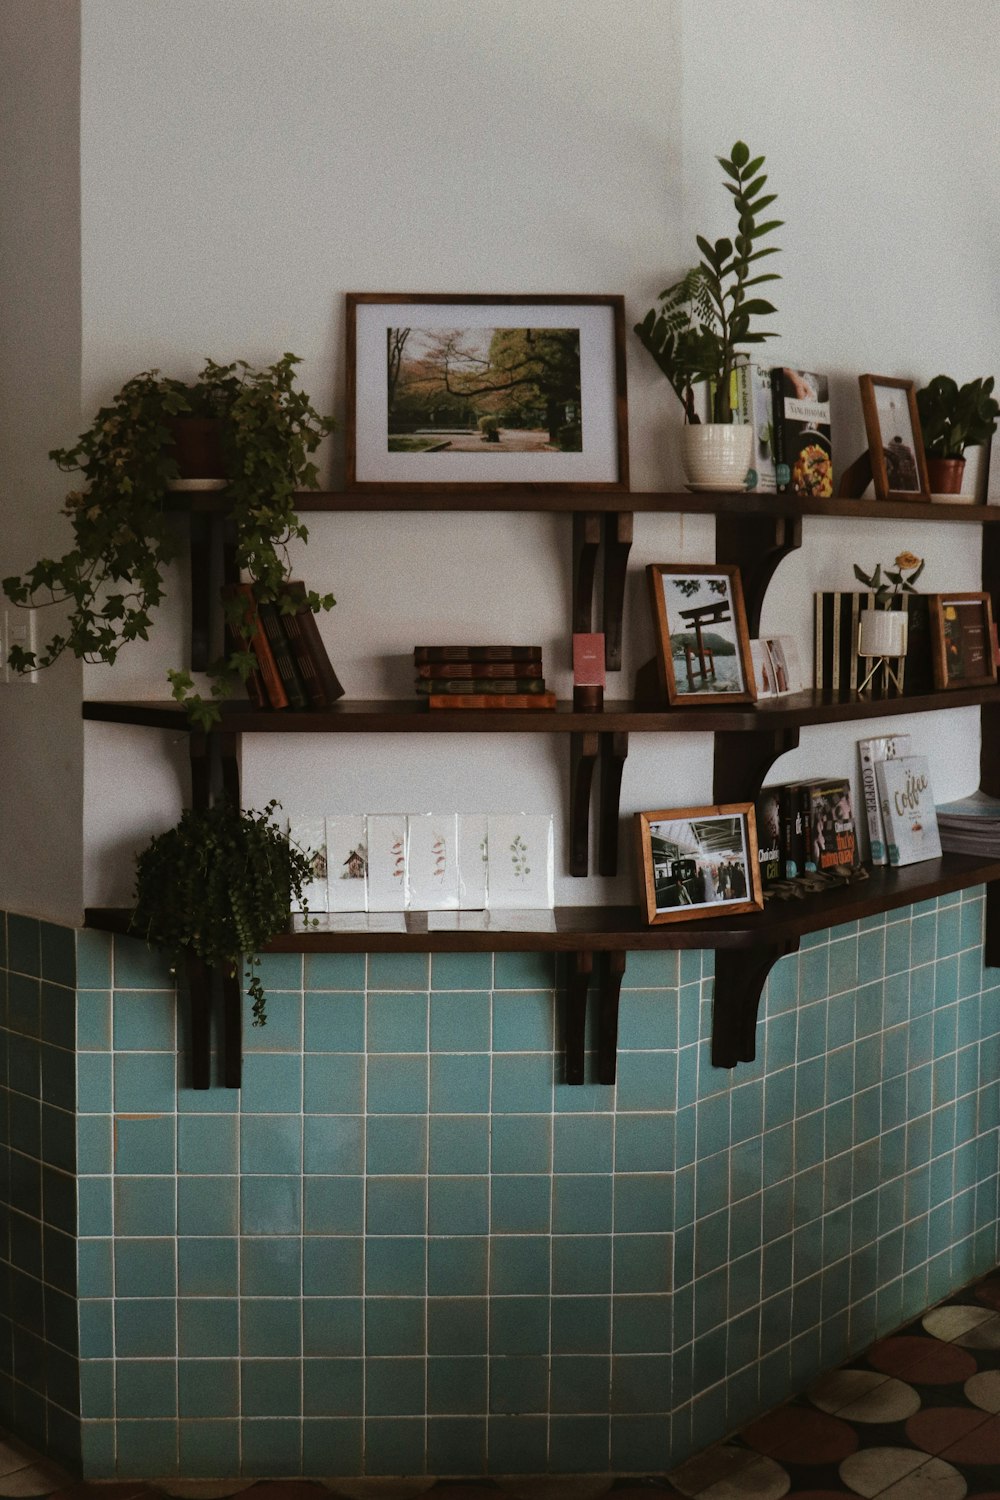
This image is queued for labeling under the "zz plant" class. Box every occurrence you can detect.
[132,799,315,1027]
[3,353,334,727]
[915,375,999,459]
[635,140,782,422]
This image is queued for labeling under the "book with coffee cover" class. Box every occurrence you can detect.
[875,755,942,866]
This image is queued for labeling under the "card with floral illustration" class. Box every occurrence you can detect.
[457,814,489,909]
[288,817,329,913]
[406,814,460,909]
[325,815,369,912]
[365,814,408,912]
[486,814,555,909]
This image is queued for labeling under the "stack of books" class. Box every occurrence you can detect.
[224,580,344,711]
[937,790,1000,856]
[756,775,860,889]
[414,646,556,709]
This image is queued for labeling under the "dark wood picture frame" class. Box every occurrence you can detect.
[345,292,629,490]
[635,803,763,925]
[646,563,756,705]
[858,374,932,503]
[929,591,998,690]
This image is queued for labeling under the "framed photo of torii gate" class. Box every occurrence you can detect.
[646,563,757,706]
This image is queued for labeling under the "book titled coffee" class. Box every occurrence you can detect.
[875,755,942,866]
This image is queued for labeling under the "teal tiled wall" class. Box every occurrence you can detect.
[0,912,80,1469]
[3,892,1000,1479]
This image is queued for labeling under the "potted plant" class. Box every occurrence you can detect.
[132,798,316,1027]
[853,551,924,695]
[2,353,335,727]
[915,374,999,498]
[634,140,782,489]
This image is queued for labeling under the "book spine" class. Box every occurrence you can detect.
[415,660,544,679]
[279,607,329,710]
[858,740,888,866]
[800,783,818,872]
[224,585,289,710]
[831,594,842,691]
[416,678,547,696]
[874,760,901,866]
[415,645,544,663]
[814,594,824,689]
[779,783,803,878]
[284,582,345,706]
[427,692,558,710]
[772,366,789,492]
[259,602,308,710]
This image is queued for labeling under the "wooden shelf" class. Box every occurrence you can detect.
[169,488,1000,521]
[83,684,1000,734]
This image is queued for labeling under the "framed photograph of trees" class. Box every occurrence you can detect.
[346,293,629,488]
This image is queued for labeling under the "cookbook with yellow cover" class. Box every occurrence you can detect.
[773,367,833,498]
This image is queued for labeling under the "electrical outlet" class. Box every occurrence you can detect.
[3,609,38,684]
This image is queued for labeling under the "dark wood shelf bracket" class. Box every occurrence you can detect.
[565,951,592,1083]
[602,510,633,671]
[716,512,802,636]
[569,730,600,876]
[597,949,627,1084]
[712,726,800,806]
[712,938,799,1067]
[598,730,629,876]
[573,511,602,633]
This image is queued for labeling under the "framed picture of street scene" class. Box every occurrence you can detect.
[345,293,629,489]
[646,564,756,705]
[635,803,763,925]
[858,374,931,503]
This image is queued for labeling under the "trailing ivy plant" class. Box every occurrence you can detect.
[3,354,335,728]
[132,798,315,1026]
[634,140,783,423]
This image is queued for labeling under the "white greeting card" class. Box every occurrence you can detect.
[457,814,489,909]
[486,814,555,910]
[325,815,369,912]
[405,814,461,910]
[366,815,408,912]
[288,816,329,913]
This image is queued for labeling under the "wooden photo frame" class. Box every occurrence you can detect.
[929,591,997,689]
[635,803,763,925]
[646,564,756,705]
[859,374,931,503]
[346,292,629,489]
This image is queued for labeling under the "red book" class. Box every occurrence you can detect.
[427,692,557,710]
[222,584,288,710]
[282,581,345,709]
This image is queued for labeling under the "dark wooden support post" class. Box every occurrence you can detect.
[573,511,602,633]
[565,951,592,1083]
[716,513,802,636]
[597,950,626,1084]
[602,510,633,671]
[712,939,799,1067]
[222,970,243,1088]
[189,733,211,812]
[598,731,629,876]
[220,731,241,806]
[712,727,800,805]
[569,730,600,876]
[186,951,213,1090]
[189,511,214,672]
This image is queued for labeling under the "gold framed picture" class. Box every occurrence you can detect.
[929,591,997,690]
[646,563,756,705]
[858,374,932,503]
[634,803,763,925]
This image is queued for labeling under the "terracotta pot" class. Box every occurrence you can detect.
[926,456,966,494]
[165,416,227,481]
[681,423,753,491]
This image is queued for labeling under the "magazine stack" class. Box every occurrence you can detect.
[936,791,1000,856]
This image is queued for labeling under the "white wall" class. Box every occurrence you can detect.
[62,0,1000,908]
[0,1,84,924]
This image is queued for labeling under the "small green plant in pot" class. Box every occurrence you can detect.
[634,140,782,489]
[132,799,315,1026]
[916,374,999,496]
[3,354,335,727]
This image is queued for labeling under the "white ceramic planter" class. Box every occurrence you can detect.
[858,608,908,658]
[681,423,753,491]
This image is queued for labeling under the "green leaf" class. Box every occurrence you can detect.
[741,155,765,179]
[741,174,768,200]
[749,219,784,239]
[730,141,750,168]
[737,299,777,316]
[741,273,782,288]
[696,234,719,268]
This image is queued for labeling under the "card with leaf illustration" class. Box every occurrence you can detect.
[486,814,555,909]
[288,817,329,913]
[325,815,369,912]
[457,814,489,909]
[406,814,461,910]
[366,815,408,912]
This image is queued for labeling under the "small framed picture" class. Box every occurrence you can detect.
[635,804,763,925]
[346,293,629,489]
[646,564,756,704]
[929,591,998,689]
[858,375,931,502]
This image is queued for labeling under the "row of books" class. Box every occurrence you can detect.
[226,581,344,711]
[815,591,933,695]
[858,734,941,866]
[755,777,860,890]
[415,645,556,710]
[727,363,833,498]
